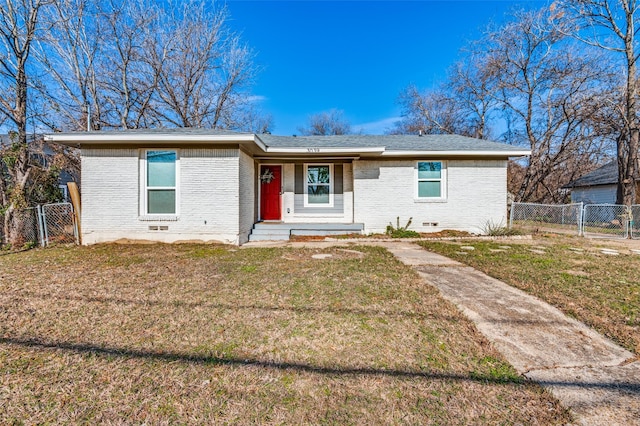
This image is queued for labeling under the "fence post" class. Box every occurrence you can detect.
[41,204,49,247]
[578,202,584,236]
[509,202,515,229]
[36,205,46,247]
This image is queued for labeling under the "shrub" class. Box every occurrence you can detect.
[386,217,421,238]
[481,220,521,237]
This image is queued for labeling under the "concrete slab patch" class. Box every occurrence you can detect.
[460,246,475,251]
[498,245,512,250]
[380,242,462,266]
[489,249,506,253]
[600,249,620,256]
[311,253,333,259]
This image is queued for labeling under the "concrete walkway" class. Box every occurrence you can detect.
[379,241,640,426]
[246,239,640,424]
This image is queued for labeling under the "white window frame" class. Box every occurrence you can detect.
[58,184,69,202]
[140,149,180,216]
[304,163,334,207]
[415,160,447,201]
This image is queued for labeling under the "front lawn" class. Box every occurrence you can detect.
[0,244,569,424]
[419,235,640,355]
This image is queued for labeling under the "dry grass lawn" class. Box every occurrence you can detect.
[419,234,640,355]
[0,244,570,424]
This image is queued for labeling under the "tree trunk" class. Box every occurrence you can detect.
[617,8,639,206]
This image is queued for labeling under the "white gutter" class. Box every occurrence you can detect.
[45,133,256,143]
[381,150,532,157]
[44,133,531,157]
[264,146,386,154]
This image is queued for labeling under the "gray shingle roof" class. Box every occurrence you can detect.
[257,133,522,152]
[50,128,254,138]
[46,128,529,156]
[564,161,618,188]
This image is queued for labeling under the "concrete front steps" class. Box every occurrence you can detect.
[248,222,364,242]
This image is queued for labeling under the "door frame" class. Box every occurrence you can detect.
[258,163,283,221]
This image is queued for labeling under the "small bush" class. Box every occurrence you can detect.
[481,220,521,237]
[386,217,421,238]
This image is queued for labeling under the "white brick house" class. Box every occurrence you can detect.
[46,129,530,245]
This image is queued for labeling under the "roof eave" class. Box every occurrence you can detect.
[264,146,386,155]
[45,133,259,147]
[380,150,531,157]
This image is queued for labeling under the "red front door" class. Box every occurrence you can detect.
[260,165,282,220]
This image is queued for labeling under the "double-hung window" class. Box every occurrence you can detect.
[305,164,333,207]
[417,161,446,200]
[143,150,178,215]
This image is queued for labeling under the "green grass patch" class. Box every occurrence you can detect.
[0,243,570,424]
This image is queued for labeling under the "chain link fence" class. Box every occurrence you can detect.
[0,207,40,249]
[582,204,630,239]
[0,202,77,251]
[41,203,77,245]
[510,202,638,239]
[631,205,640,239]
[510,202,583,235]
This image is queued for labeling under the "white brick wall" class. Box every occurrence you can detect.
[238,150,256,243]
[353,159,508,234]
[81,147,243,244]
[80,149,510,243]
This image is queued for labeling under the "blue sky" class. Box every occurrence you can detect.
[224,0,545,135]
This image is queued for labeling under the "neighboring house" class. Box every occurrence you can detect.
[0,133,78,202]
[564,161,640,205]
[45,129,530,245]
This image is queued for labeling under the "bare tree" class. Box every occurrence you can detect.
[0,0,52,245]
[487,9,615,202]
[98,0,159,129]
[297,109,352,136]
[393,85,479,136]
[147,0,258,129]
[393,50,497,138]
[36,0,102,130]
[36,0,265,132]
[446,50,499,140]
[554,0,640,206]
[0,0,49,142]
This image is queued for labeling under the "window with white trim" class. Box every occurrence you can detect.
[417,161,446,199]
[143,150,178,214]
[304,164,333,206]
